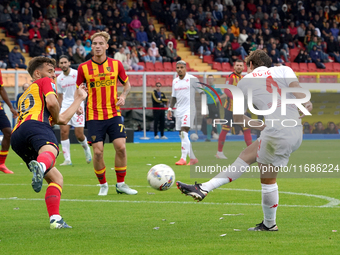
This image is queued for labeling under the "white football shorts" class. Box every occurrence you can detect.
[175,112,195,131]
[60,107,85,128]
[256,125,303,167]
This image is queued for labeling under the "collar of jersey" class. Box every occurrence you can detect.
[91,57,108,65]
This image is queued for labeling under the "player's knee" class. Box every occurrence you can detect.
[115,144,126,157]
[2,128,11,139]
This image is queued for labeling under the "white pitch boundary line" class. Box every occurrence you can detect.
[0,184,339,208]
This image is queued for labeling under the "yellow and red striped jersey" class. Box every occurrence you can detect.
[13,77,57,132]
[76,57,128,121]
[224,72,243,111]
[0,70,3,110]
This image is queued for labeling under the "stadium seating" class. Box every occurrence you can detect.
[212,62,222,71]
[299,63,308,72]
[221,62,232,71]
[154,62,164,71]
[307,63,317,72]
[163,62,172,71]
[145,62,155,71]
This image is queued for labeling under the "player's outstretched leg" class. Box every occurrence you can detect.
[176,181,208,201]
[114,138,137,195]
[29,160,46,193]
[0,127,14,174]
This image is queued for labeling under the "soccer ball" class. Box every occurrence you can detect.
[147,164,175,191]
[190,133,199,141]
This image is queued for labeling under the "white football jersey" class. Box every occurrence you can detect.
[171,73,202,117]
[57,68,83,109]
[237,66,301,130]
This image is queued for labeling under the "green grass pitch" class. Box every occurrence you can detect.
[0,140,339,255]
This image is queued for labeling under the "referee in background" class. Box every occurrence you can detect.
[151,82,168,139]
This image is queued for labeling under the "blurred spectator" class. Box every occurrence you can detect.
[197,38,211,59]
[312,122,324,134]
[274,38,289,62]
[148,42,162,63]
[282,28,294,52]
[197,6,206,25]
[238,29,248,44]
[310,45,325,69]
[139,46,150,62]
[9,46,27,69]
[94,12,105,30]
[130,51,144,71]
[137,0,146,11]
[120,2,131,24]
[165,41,181,63]
[151,0,163,22]
[11,7,21,23]
[121,41,130,55]
[152,82,168,139]
[159,44,169,62]
[84,40,92,56]
[165,33,177,50]
[303,122,311,134]
[220,21,228,35]
[16,22,30,53]
[186,25,199,55]
[202,12,216,27]
[66,10,75,25]
[231,38,247,60]
[212,5,223,23]
[46,41,57,60]
[58,17,67,31]
[297,23,306,42]
[72,39,86,57]
[322,22,332,41]
[178,4,189,22]
[129,2,140,19]
[139,11,149,29]
[214,27,223,44]
[73,47,85,65]
[327,36,340,63]
[137,26,149,47]
[29,26,41,40]
[66,47,76,67]
[175,20,185,40]
[114,47,130,70]
[294,49,307,63]
[84,9,95,32]
[269,49,281,66]
[0,39,10,68]
[39,22,49,40]
[170,0,180,12]
[66,25,77,40]
[57,30,67,41]
[58,0,66,16]
[324,122,339,134]
[304,30,312,46]
[56,39,67,60]
[47,0,58,19]
[32,40,46,57]
[254,7,264,20]
[231,21,240,38]
[64,33,76,49]
[147,25,157,43]
[16,83,30,109]
[307,36,318,52]
[130,15,141,32]
[330,23,339,40]
[48,25,59,42]
[21,8,32,26]
[214,42,228,63]
[185,13,196,30]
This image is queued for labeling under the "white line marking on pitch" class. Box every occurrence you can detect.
[0,184,339,208]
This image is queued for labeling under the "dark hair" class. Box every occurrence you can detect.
[27,57,56,78]
[59,55,70,61]
[235,59,244,63]
[245,49,272,69]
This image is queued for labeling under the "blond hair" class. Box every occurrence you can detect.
[91,31,110,42]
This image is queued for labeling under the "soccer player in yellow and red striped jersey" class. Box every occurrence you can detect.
[76,31,137,196]
[216,59,253,159]
[11,57,87,229]
[0,70,18,174]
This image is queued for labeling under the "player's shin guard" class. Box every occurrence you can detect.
[61,139,71,161]
[0,150,9,164]
[37,151,56,172]
[218,126,230,152]
[243,128,253,146]
[200,157,248,192]
[180,131,189,160]
[262,183,279,228]
[115,166,126,183]
[95,167,107,184]
[45,182,62,217]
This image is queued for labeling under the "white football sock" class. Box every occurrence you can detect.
[78,136,89,150]
[189,141,196,159]
[262,183,279,228]
[180,131,189,160]
[61,139,71,161]
[200,157,248,192]
[50,214,62,221]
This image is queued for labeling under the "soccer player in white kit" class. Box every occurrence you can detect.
[57,55,92,165]
[177,50,313,231]
[167,60,203,165]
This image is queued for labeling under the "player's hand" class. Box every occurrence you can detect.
[75,84,88,101]
[116,96,126,106]
[76,106,83,115]
[167,109,172,120]
[299,101,313,119]
[10,107,18,118]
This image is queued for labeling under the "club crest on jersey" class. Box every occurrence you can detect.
[106,67,111,72]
